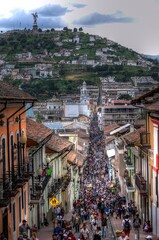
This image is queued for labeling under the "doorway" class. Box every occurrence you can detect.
[3,208,8,239]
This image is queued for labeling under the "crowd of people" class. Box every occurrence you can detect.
[16,114,154,240]
[51,114,154,240]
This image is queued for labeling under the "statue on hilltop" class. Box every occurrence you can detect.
[32,12,38,25]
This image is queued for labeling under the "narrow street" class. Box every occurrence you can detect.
[38,114,157,240]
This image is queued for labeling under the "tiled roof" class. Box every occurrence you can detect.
[46,135,72,153]
[111,100,131,104]
[0,82,36,101]
[132,86,159,103]
[123,127,146,144]
[134,119,146,127]
[26,118,53,143]
[145,101,159,112]
[67,151,77,164]
[101,105,137,109]
[77,130,89,138]
[105,136,115,144]
[104,124,119,135]
[76,152,86,166]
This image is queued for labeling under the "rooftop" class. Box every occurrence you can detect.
[0,82,36,102]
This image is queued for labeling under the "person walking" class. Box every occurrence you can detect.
[122,215,132,238]
[133,213,141,240]
[75,214,81,233]
[19,220,30,239]
[101,213,107,238]
[80,222,90,240]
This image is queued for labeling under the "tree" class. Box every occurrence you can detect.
[79,27,83,32]
[51,28,55,32]
[118,94,132,100]
[63,26,68,32]
[38,28,42,32]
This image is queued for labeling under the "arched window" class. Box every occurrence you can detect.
[2,138,6,177]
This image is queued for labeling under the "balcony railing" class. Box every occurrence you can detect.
[125,180,135,193]
[125,157,134,170]
[48,177,64,198]
[135,173,147,195]
[31,174,51,201]
[0,178,11,207]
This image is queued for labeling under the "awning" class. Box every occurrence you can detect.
[107,149,115,158]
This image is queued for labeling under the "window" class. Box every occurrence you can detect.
[19,196,21,223]
[10,135,14,172]
[2,138,6,175]
[16,133,19,166]
[24,190,26,215]
[12,203,16,231]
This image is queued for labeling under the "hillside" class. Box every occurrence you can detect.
[0,29,158,99]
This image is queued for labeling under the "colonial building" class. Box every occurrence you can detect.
[132,87,159,237]
[0,82,36,240]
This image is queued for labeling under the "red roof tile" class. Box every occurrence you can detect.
[104,124,119,135]
[26,118,52,143]
[66,151,77,164]
[46,135,72,153]
[0,82,36,101]
[123,127,146,144]
[76,152,86,166]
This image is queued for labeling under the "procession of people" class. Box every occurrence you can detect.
[17,114,154,240]
[50,114,153,240]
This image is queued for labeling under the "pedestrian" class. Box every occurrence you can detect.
[122,215,132,238]
[74,214,81,233]
[79,222,89,240]
[93,226,102,240]
[101,213,107,238]
[68,231,76,240]
[0,233,7,240]
[19,220,30,239]
[133,213,141,240]
[53,222,63,235]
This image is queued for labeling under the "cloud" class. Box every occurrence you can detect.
[71,3,87,8]
[73,11,133,26]
[0,9,66,29]
[34,4,71,17]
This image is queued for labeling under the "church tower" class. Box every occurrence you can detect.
[80,81,89,104]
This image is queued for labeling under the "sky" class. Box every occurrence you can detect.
[0,0,159,55]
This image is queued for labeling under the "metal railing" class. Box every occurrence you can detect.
[135,173,147,193]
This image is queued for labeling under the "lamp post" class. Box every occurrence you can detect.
[37,166,42,182]
[20,133,27,167]
[45,155,51,168]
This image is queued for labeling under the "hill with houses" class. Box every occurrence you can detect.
[0,29,158,99]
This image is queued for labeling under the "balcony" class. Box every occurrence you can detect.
[135,173,147,195]
[48,177,63,198]
[125,157,134,170]
[0,178,11,207]
[31,175,51,201]
[125,177,135,193]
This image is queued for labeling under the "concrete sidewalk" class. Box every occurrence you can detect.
[37,212,72,240]
[111,215,158,240]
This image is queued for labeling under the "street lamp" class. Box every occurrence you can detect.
[20,132,27,166]
[45,155,51,167]
[37,166,42,182]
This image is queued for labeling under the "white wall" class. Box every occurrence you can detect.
[64,104,79,117]
[79,104,90,117]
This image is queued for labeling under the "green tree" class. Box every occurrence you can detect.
[118,94,132,100]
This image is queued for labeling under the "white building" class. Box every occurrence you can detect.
[64,82,91,118]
